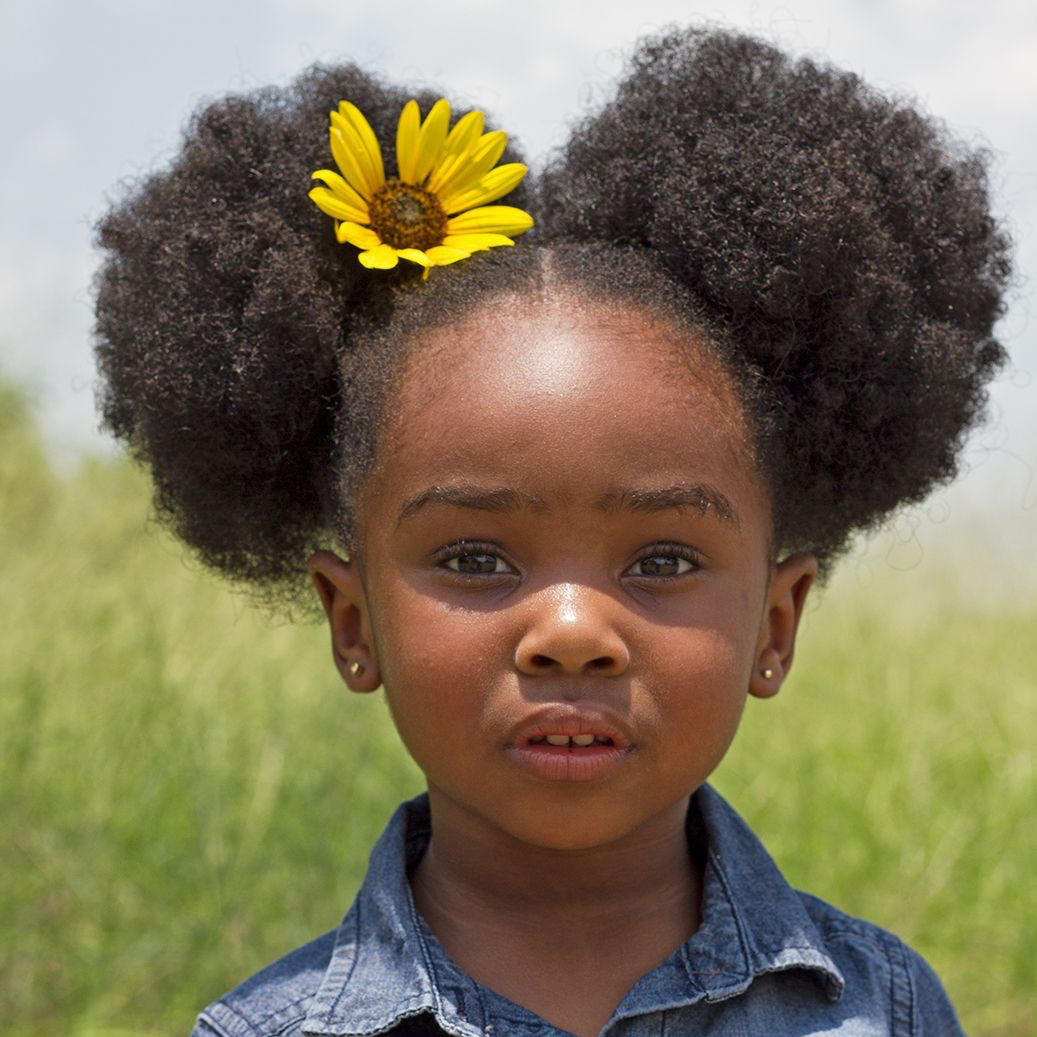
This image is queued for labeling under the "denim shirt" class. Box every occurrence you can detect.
[191,785,965,1037]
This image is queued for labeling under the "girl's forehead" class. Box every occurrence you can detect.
[398,300,743,426]
[375,301,759,500]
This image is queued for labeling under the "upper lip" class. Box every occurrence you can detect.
[509,704,634,748]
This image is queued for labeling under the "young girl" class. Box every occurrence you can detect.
[93,26,1010,1037]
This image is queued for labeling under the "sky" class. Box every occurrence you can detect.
[2,0,1034,571]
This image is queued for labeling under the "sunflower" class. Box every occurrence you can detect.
[308,98,533,278]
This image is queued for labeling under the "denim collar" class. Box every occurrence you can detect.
[302,784,844,1036]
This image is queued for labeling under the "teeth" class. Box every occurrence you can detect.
[537,733,601,748]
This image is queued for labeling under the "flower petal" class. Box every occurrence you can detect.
[335,221,382,250]
[394,100,418,182]
[306,186,369,225]
[426,110,484,194]
[337,101,385,189]
[330,112,385,197]
[412,99,451,185]
[446,206,535,237]
[358,244,400,269]
[310,186,367,224]
[395,100,421,183]
[441,233,515,252]
[433,131,507,203]
[329,126,377,200]
[310,170,370,220]
[441,164,528,214]
[395,248,432,268]
[424,245,472,266]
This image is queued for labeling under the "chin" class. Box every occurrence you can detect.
[493,795,665,854]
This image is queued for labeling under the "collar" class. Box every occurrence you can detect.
[302,785,844,1036]
[673,784,845,1003]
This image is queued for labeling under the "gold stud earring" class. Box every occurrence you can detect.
[762,668,774,680]
[349,661,365,678]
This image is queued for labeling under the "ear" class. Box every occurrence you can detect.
[749,552,817,699]
[307,550,381,693]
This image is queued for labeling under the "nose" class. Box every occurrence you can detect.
[514,584,630,678]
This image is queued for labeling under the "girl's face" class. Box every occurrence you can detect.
[311,297,814,853]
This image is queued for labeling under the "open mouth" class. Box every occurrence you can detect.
[508,708,634,780]
[526,734,616,748]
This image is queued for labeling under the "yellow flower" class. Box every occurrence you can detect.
[308,98,533,278]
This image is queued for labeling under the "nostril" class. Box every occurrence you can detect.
[517,645,628,676]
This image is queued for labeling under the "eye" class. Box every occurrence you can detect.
[437,541,515,577]
[627,545,700,578]
[447,552,509,575]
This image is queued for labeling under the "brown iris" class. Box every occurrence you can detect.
[367,178,448,251]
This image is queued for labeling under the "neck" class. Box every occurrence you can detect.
[410,787,701,941]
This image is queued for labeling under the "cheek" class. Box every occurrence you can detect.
[377,590,498,685]
[371,594,505,765]
[674,630,750,724]
[644,603,759,771]
[666,580,763,678]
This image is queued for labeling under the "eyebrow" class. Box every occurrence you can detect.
[397,481,738,529]
[397,484,548,525]
[596,484,740,529]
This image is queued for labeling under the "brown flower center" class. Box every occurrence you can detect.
[368,179,448,251]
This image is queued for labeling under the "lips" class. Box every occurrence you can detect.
[507,705,634,782]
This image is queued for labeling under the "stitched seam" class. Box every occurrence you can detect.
[888,936,915,1037]
[215,1001,260,1036]
[406,892,446,1021]
[827,927,911,1035]
[205,1001,303,1037]
[701,846,753,984]
[197,1011,235,1037]
[470,976,492,1033]
[380,1004,472,1037]
[353,1007,426,1037]
[324,901,363,1022]
[250,995,314,1031]
[270,1012,306,1037]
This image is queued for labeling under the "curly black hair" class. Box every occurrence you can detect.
[93,26,1012,608]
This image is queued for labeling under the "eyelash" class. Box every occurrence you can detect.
[433,540,516,578]
[629,543,703,579]
[432,541,702,580]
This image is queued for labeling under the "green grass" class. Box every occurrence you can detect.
[1,386,1034,1036]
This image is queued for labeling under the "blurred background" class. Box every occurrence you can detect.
[1,1,1034,1035]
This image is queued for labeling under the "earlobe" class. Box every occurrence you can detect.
[752,652,782,698]
[307,550,381,693]
[749,552,817,700]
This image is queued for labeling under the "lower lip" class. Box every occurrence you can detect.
[506,743,633,783]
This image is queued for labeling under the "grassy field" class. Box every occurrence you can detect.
[1,386,1034,1036]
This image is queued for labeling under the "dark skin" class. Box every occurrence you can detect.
[309,295,815,1037]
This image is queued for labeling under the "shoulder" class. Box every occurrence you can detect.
[796,891,966,1036]
[188,929,337,1037]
